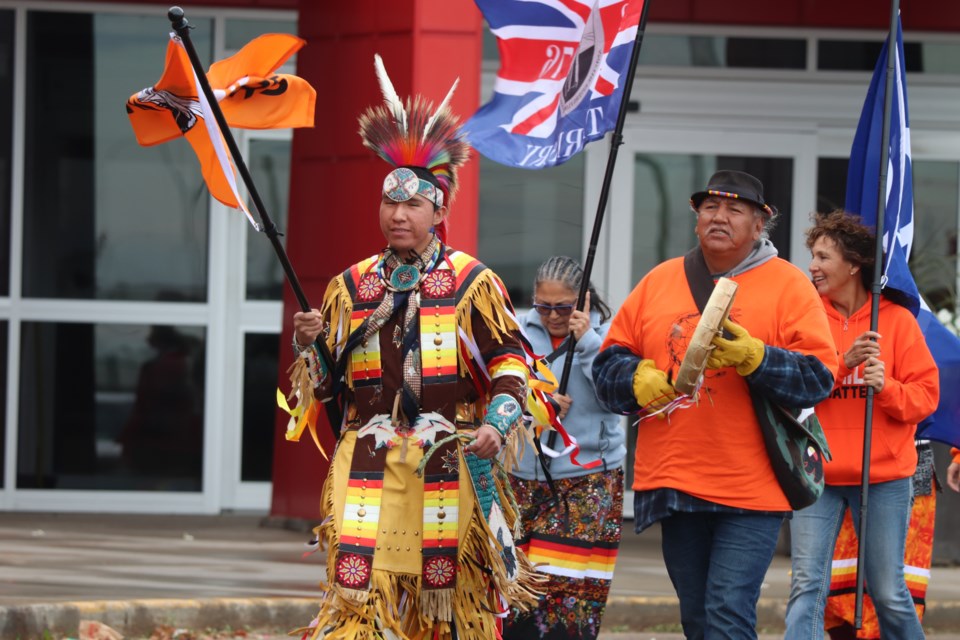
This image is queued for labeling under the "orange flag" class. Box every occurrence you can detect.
[126,33,315,227]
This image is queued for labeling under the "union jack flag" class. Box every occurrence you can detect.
[465,0,645,169]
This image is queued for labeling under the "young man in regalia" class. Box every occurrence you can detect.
[288,56,541,640]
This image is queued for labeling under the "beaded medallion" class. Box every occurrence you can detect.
[390,264,421,292]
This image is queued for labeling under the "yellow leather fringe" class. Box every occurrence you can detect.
[454,270,521,376]
[320,266,521,390]
[301,444,542,640]
[318,274,352,362]
[285,357,314,416]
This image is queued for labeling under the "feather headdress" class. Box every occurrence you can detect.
[359,55,470,226]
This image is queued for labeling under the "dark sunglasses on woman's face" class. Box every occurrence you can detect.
[533,302,575,317]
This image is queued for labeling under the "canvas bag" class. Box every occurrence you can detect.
[683,248,831,510]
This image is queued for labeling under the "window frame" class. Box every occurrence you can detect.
[0,1,296,513]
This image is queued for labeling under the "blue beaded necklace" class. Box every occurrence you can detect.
[376,237,444,293]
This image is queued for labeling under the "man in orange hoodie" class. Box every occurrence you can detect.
[593,171,838,639]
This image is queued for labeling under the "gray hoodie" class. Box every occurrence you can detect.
[512,308,627,481]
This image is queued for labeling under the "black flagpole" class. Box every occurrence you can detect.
[538,0,652,485]
[167,6,342,439]
[557,0,651,394]
[854,0,900,627]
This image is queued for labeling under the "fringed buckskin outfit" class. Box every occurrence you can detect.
[283,54,548,640]
[293,242,540,640]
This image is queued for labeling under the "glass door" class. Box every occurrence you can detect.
[585,126,817,308]
[217,133,291,511]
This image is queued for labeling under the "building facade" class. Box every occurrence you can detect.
[1,0,958,558]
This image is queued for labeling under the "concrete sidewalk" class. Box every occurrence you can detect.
[1,512,959,638]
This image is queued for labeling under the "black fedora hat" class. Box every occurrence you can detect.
[690,170,776,219]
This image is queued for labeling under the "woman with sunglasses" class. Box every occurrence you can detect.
[504,256,625,640]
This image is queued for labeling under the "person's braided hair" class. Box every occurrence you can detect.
[534,256,612,323]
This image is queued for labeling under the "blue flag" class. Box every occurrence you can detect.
[916,311,960,448]
[845,17,960,449]
[464,0,645,169]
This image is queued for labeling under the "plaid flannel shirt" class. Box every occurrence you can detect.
[592,344,834,416]
[595,342,834,530]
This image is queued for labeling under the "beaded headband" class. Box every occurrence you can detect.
[358,55,470,237]
[383,167,443,208]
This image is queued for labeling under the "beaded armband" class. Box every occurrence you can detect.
[464,453,500,519]
[483,393,523,439]
[293,339,328,388]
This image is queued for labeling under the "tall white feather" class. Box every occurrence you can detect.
[373,54,407,134]
[423,77,459,138]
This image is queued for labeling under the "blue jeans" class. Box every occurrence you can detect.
[785,478,924,640]
[660,511,784,640]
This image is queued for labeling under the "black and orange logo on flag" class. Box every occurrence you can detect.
[126,33,315,226]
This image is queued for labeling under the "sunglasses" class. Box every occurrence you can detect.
[533,302,575,317]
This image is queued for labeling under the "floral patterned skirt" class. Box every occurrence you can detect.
[503,468,624,640]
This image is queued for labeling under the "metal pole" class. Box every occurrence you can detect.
[167,6,341,438]
[541,0,652,484]
[855,0,900,626]
[556,0,652,394]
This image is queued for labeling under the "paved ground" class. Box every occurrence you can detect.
[1,512,959,638]
[92,631,960,639]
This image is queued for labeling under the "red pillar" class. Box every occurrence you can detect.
[270,0,483,519]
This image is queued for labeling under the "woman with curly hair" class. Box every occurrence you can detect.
[784,210,940,639]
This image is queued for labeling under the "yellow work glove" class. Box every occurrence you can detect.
[632,359,678,415]
[707,318,765,376]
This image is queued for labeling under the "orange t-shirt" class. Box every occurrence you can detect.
[818,295,939,485]
[602,257,838,511]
